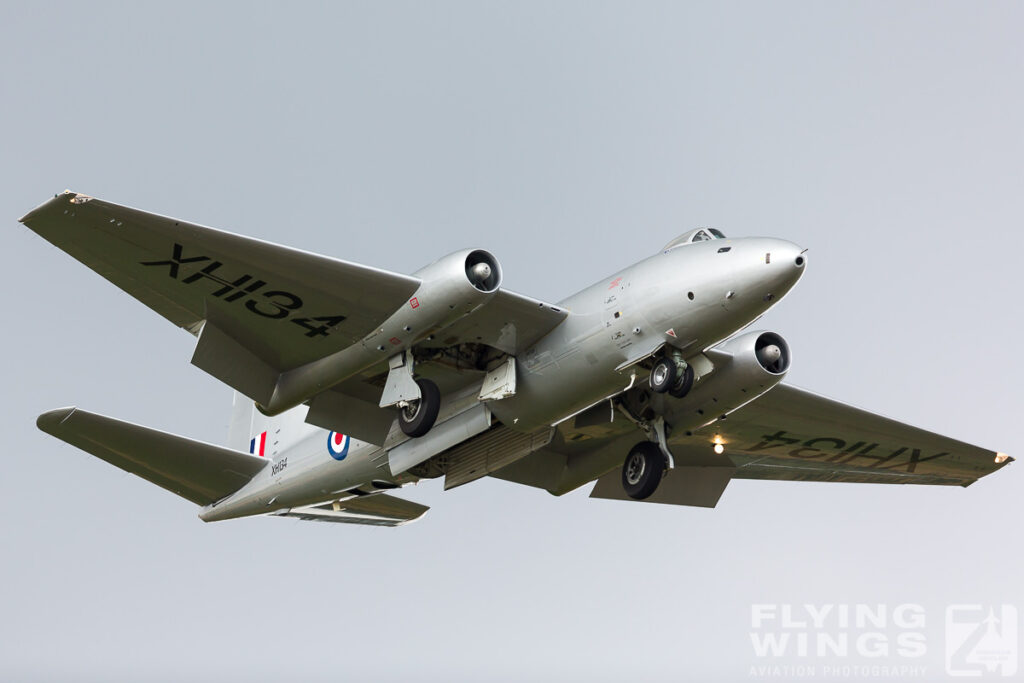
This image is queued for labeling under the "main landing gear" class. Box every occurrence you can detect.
[381,350,441,438]
[621,441,667,500]
[648,356,694,398]
[397,377,440,438]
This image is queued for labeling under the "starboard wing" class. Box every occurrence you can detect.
[691,383,1011,487]
[489,383,1011,508]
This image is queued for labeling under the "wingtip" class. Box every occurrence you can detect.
[37,407,78,433]
[19,190,84,224]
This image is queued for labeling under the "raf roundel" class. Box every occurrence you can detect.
[327,431,351,461]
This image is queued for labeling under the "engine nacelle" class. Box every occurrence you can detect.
[712,330,791,379]
[255,249,502,416]
[356,249,503,354]
[404,249,502,335]
[667,330,791,432]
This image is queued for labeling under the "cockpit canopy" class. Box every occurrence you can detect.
[661,228,727,252]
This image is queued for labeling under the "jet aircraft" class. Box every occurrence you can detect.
[20,191,1012,526]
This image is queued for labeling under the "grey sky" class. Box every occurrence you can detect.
[2,2,1022,681]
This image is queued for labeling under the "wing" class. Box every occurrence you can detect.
[489,383,1011,508]
[425,289,569,355]
[20,191,421,372]
[689,383,1011,487]
[37,406,267,506]
[272,493,428,526]
[21,191,566,424]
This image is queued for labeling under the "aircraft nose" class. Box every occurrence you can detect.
[789,243,807,272]
[771,239,806,270]
[757,238,807,295]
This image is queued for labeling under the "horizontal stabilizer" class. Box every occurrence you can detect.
[37,407,267,505]
[273,493,428,526]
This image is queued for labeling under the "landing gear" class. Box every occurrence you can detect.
[649,356,695,398]
[669,364,695,398]
[649,357,677,393]
[621,441,666,500]
[398,378,440,438]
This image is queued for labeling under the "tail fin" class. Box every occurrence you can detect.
[227,391,257,453]
[226,391,313,460]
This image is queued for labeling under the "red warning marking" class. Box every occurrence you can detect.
[608,277,623,289]
[390,337,401,345]
[410,297,420,309]
[665,328,677,338]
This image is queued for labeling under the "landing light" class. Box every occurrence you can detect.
[713,443,725,455]
[995,452,1010,464]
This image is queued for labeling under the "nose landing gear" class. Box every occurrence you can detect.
[649,356,695,398]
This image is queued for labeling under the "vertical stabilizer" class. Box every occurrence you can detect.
[227,391,317,460]
[227,391,256,453]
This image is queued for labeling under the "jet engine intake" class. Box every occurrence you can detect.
[753,332,790,374]
[708,330,791,383]
[401,248,503,336]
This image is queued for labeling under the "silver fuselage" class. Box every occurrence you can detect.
[201,235,806,521]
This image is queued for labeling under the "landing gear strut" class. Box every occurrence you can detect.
[621,441,666,500]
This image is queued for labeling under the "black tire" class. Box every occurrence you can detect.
[621,441,666,500]
[649,357,677,393]
[398,378,441,438]
[669,364,695,398]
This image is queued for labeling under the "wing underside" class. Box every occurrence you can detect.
[700,384,1010,487]
[490,382,1010,508]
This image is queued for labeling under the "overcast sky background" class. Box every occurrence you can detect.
[2,2,1022,681]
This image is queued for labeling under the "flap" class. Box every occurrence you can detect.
[590,463,734,508]
[305,387,397,446]
[588,441,736,508]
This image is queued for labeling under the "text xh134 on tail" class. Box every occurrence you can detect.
[21,192,1011,526]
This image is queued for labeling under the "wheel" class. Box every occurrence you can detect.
[398,378,441,438]
[621,441,666,500]
[668,364,695,398]
[649,357,677,393]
